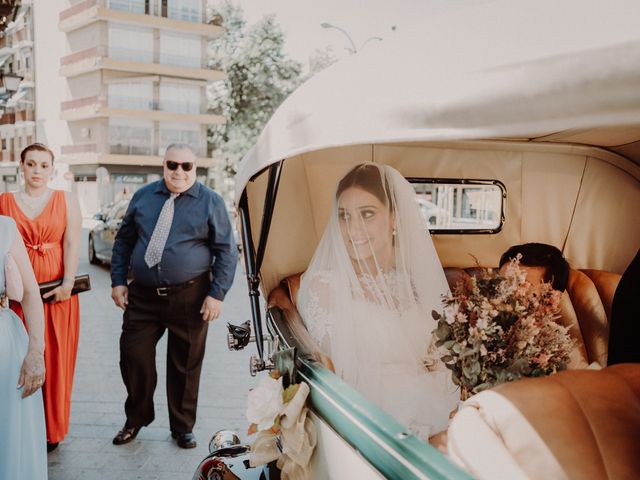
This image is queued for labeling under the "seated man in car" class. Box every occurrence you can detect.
[499,242,589,369]
[499,242,569,292]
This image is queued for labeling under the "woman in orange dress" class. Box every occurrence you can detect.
[0,143,82,452]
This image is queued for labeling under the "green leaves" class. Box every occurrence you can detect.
[282,383,300,404]
[434,322,452,341]
[208,1,303,172]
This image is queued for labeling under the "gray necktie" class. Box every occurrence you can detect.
[144,193,179,268]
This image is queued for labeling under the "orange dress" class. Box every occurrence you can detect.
[0,190,80,443]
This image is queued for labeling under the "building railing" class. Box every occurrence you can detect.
[157,97,202,115]
[61,144,97,155]
[60,45,204,69]
[60,94,211,115]
[60,47,100,66]
[15,109,35,122]
[59,0,205,24]
[0,113,16,125]
[61,95,100,111]
[107,45,154,64]
[109,143,153,156]
[108,95,155,110]
[0,151,16,162]
[108,0,145,15]
[159,51,202,69]
[167,6,201,23]
[59,0,98,21]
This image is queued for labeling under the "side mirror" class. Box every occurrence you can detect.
[93,212,105,221]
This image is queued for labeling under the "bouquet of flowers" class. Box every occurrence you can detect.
[432,257,573,400]
[245,370,316,480]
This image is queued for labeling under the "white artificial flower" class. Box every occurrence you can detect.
[246,375,284,431]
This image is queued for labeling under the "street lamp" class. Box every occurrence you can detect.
[321,22,382,55]
[0,73,22,92]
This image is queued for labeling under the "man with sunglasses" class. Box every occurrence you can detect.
[110,143,238,449]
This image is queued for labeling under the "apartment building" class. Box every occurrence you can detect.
[0,0,35,193]
[58,0,225,210]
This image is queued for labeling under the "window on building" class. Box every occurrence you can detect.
[159,31,201,68]
[167,0,201,22]
[1,139,6,150]
[109,118,153,155]
[108,82,154,110]
[159,82,200,114]
[108,24,153,63]
[158,122,201,156]
[108,0,146,14]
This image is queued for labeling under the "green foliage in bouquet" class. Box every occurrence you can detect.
[432,257,573,399]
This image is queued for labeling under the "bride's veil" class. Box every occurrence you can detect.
[296,163,450,382]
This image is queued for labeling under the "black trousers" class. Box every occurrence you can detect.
[119,275,209,434]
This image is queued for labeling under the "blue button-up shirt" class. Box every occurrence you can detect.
[110,180,238,300]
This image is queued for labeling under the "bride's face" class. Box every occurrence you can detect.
[337,186,394,268]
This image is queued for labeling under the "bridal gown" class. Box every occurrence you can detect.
[302,270,459,439]
[0,215,47,479]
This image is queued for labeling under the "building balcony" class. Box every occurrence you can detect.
[0,151,16,162]
[59,0,224,39]
[15,108,35,122]
[61,151,214,168]
[0,113,15,125]
[59,46,225,82]
[61,143,98,155]
[60,94,225,125]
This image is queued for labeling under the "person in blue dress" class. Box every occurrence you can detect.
[0,215,47,479]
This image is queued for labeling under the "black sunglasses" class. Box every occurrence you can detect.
[165,160,194,172]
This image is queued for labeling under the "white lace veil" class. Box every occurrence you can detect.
[297,163,451,383]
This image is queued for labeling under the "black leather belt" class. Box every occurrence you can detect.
[138,273,208,297]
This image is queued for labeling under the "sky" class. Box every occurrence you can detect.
[216,0,481,66]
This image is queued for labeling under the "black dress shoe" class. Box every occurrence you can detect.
[113,424,141,445]
[47,442,59,453]
[171,431,197,449]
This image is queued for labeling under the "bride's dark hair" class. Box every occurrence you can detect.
[336,163,392,207]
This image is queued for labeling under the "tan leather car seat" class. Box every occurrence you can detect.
[448,364,640,480]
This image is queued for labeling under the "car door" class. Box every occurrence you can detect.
[103,200,129,262]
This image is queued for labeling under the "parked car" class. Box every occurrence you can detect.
[88,199,130,265]
[194,0,640,478]
[88,197,241,265]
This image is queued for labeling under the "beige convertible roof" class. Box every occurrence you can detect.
[235,0,640,201]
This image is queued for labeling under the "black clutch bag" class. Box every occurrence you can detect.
[39,274,91,303]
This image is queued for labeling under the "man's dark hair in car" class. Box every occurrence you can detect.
[499,243,570,291]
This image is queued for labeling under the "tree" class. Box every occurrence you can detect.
[208,1,303,177]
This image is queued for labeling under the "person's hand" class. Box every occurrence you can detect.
[428,430,449,454]
[200,296,222,322]
[42,278,74,303]
[111,286,129,310]
[18,348,45,398]
[319,354,336,373]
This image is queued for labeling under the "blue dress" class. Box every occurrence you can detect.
[0,215,47,479]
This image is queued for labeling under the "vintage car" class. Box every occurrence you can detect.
[194,0,640,478]
[88,198,130,265]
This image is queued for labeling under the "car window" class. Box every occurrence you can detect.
[114,205,128,221]
[408,178,505,234]
[107,200,129,222]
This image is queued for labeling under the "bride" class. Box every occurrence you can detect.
[297,163,458,440]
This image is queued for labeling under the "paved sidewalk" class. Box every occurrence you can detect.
[47,237,259,480]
